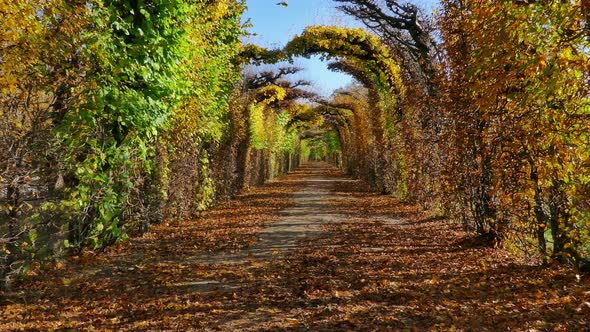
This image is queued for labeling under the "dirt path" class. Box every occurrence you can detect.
[1,163,589,331]
[197,163,349,264]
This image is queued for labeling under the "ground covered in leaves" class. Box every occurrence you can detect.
[1,163,589,331]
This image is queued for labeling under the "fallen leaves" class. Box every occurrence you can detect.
[1,164,589,330]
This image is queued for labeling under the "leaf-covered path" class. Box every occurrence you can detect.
[2,163,589,331]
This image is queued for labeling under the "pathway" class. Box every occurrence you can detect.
[1,163,589,331]
[196,163,349,263]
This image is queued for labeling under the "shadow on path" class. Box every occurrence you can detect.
[194,163,355,264]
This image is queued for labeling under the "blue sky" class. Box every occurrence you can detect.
[242,0,439,96]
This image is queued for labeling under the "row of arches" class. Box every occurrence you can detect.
[239,26,409,197]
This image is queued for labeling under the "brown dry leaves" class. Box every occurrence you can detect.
[1,164,589,331]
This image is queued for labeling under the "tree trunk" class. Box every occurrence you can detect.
[3,180,20,289]
[529,161,547,258]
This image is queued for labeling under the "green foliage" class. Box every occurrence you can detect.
[249,103,268,150]
[194,153,215,212]
[300,140,312,163]
[57,0,191,249]
[248,88,299,154]
[248,84,287,151]
[161,0,245,218]
[275,111,299,153]
[324,131,341,156]
[1,0,247,282]
[181,0,244,144]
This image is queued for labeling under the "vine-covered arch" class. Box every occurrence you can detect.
[281,26,406,192]
[284,26,405,96]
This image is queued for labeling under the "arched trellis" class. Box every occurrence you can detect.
[282,102,347,165]
[284,26,405,96]
[327,59,394,192]
[241,26,405,109]
[283,26,406,192]
[239,26,407,191]
[314,103,357,173]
